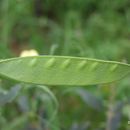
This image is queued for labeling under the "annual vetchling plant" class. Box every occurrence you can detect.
[1,0,130,130]
[0,55,130,130]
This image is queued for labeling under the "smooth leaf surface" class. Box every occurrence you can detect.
[0,56,130,86]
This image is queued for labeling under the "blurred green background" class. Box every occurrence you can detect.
[0,0,130,130]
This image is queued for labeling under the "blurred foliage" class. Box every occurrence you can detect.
[0,0,130,130]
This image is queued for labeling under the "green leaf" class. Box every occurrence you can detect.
[0,85,22,106]
[63,87,104,111]
[0,56,130,86]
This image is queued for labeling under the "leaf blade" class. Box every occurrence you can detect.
[0,56,130,86]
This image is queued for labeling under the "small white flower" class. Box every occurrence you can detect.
[20,49,39,57]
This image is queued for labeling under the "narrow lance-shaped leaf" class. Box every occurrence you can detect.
[0,56,130,86]
[0,85,22,106]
